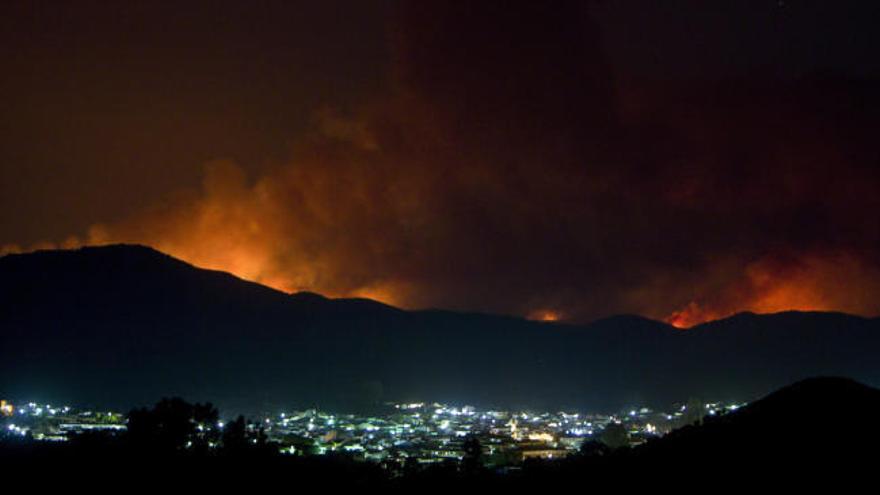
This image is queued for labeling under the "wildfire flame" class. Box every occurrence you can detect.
[665,252,878,328]
[528,309,562,322]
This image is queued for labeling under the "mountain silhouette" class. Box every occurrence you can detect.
[623,377,880,481]
[2,245,878,413]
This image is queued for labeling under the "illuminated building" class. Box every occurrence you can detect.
[520,447,570,461]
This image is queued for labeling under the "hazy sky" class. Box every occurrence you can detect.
[3,1,879,324]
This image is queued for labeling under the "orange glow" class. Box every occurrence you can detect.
[71,160,416,306]
[27,147,875,329]
[667,295,828,329]
[348,282,407,307]
[665,252,877,328]
[5,1,880,332]
[528,309,562,322]
[666,302,721,329]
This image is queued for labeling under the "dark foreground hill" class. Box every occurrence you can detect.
[510,377,880,489]
[633,376,880,464]
[1,245,879,413]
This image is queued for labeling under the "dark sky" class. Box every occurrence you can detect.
[2,0,879,325]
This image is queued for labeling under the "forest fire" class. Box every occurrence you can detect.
[528,310,562,322]
[663,252,880,328]
[666,303,721,329]
[4,1,880,327]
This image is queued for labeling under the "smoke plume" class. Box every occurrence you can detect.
[18,1,880,326]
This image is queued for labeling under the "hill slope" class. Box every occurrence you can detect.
[630,377,880,474]
[1,245,879,413]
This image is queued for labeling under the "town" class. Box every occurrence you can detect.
[1,397,744,468]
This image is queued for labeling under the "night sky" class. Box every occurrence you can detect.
[2,0,879,326]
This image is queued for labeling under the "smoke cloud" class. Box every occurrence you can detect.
[20,1,880,325]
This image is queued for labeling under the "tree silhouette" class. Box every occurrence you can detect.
[221,415,249,454]
[461,435,484,475]
[578,439,611,457]
[126,397,219,454]
[599,422,630,450]
[219,415,277,457]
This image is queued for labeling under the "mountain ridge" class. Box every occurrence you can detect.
[3,243,864,329]
[2,244,878,414]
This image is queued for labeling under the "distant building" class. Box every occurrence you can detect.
[520,447,570,461]
[558,436,585,450]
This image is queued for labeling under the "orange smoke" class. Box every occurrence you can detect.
[666,302,722,329]
[665,252,880,328]
[528,309,562,322]
[15,150,880,326]
[10,3,880,326]
[82,153,418,304]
